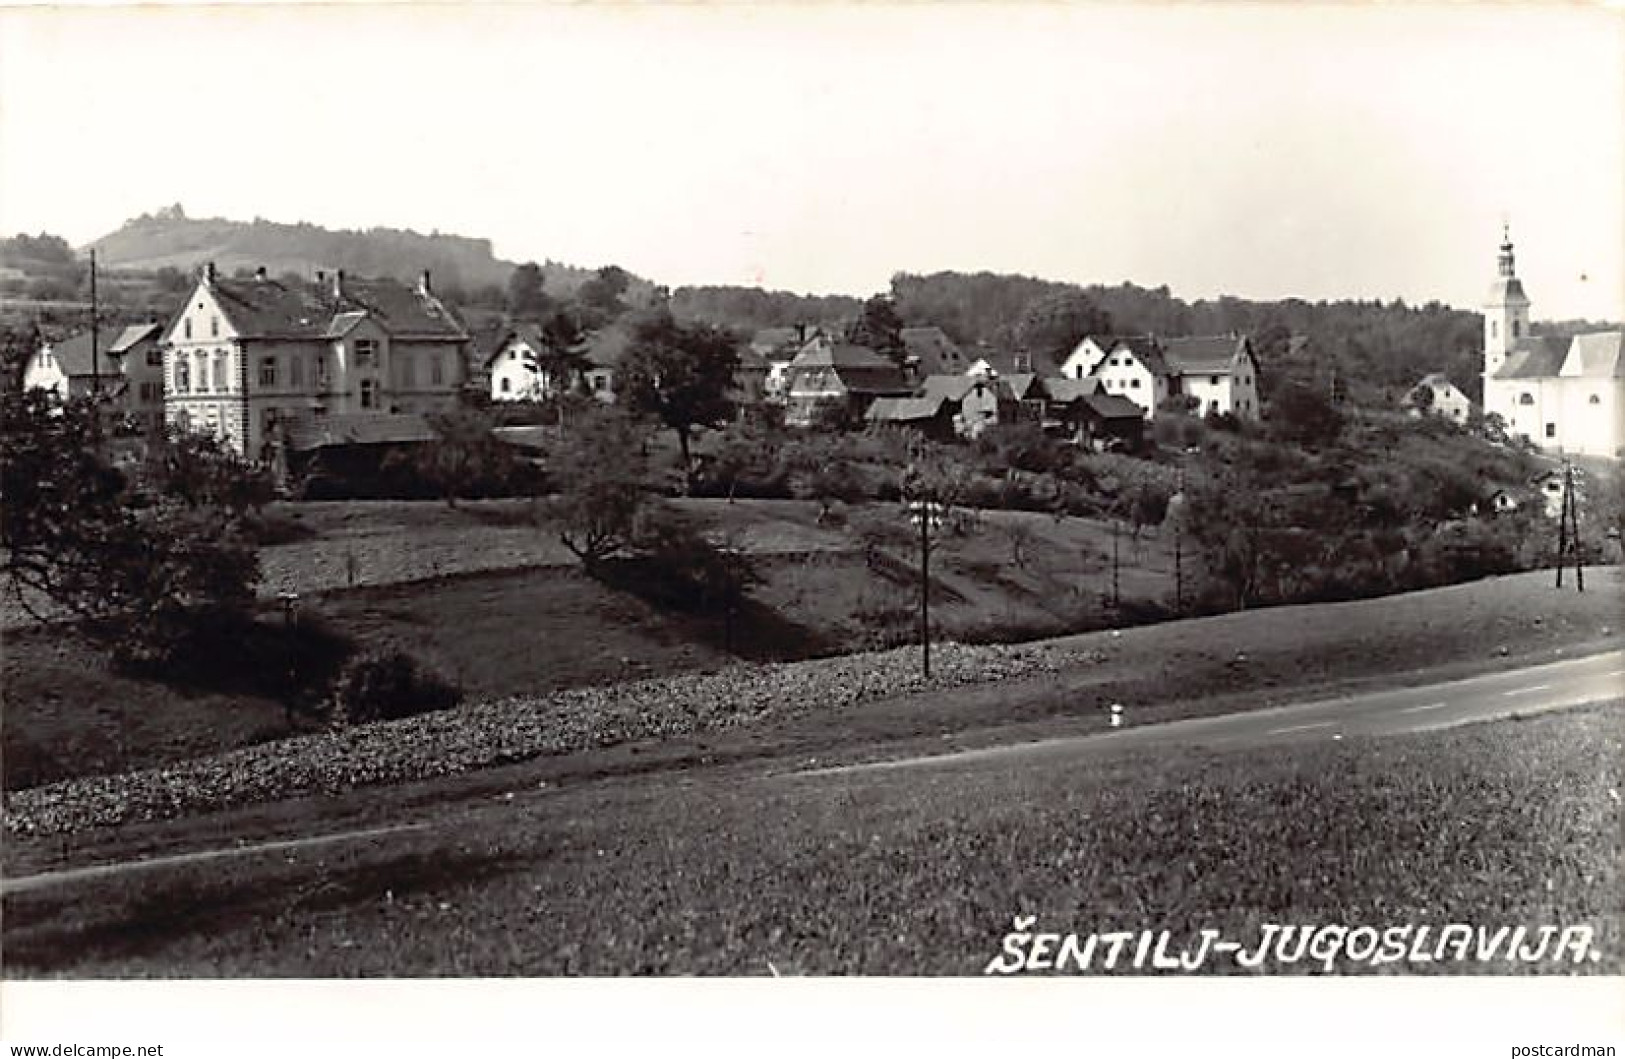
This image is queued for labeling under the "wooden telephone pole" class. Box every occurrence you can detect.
[1555,461,1584,591]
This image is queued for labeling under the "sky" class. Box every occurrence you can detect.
[1,2,1622,320]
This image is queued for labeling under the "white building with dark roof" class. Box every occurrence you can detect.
[24,321,166,432]
[161,263,468,457]
[1481,229,1624,457]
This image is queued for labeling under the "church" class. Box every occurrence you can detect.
[1481,228,1624,459]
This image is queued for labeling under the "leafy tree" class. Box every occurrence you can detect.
[846,294,907,365]
[1266,379,1345,448]
[544,405,652,574]
[1,391,262,662]
[506,262,553,320]
[618,311,741,489]
[406,406,517,508]
[577,265,631,327]
[1015,289,1113,363]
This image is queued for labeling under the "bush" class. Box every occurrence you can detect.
[328,650,462,726]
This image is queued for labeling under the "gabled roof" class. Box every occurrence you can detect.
[1080,393,1146,421]
[969,347,1064,378]
[749,326,812,358]
[918,374,978,403]
[1414,372,1468,394]
[105,322,162,355]
[1495,335,1569,380]
[1043,377,1104,404]
[900,326,967,374]
[867,394,951,423]
[1564,331,1625,378]
[203,272,467,342]
[285,412,436,452]
[39,331,125,379]
[1159,335,1248,375]
[1087,336,1169,377]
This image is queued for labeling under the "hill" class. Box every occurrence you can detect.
[84,205,617,300]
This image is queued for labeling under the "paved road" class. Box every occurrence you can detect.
[5,649,1620,896]
[808,648,1625,777]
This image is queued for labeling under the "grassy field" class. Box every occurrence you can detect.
[4,498,1177,788]
[5,702,1618,976]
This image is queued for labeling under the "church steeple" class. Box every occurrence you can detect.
[1484,222,1531,390]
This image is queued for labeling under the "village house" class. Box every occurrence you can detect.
[1480,228,1624,458]
[899,326,970,381]
[1405,372,1474,424]
[24,321,166,433]
[1060,333,1260,421]
[783,335,910,426]
[161,263,469,458]
[485,322,582,403]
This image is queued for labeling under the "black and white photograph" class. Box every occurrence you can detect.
[1,0,1621,1053]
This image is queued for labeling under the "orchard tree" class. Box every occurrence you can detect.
[1,391,263,663]
[406,406,516,508]
[544,405,653,574]
[619,311,741,489]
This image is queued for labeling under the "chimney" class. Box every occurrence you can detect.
[417,269,432,296]
[254,266,268,281]
[201,261,216,286]
[332,269,345,298]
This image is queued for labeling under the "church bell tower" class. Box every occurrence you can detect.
[1483,224,1530,391]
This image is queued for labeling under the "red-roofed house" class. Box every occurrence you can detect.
[161,263,469,457]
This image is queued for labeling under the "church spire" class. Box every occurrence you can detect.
[1498,222,1516,278]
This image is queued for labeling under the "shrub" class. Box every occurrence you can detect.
[328,650,462,726]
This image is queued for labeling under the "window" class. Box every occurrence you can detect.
[139,381,160,402]
[260,357,278,387]
[175,409,191,431]
[290,355,304,387]
[592,375,607,391]
[355,338,378,365]
[1518,392,1534,406]
[211,316,219,338]
[1491,321,1498,338]
[146,347,162,367]
[184,318,193,340]
[194,354,209,392]
[509,350,518,361]
[316,354,329,385]
[1512,320,1521,338]
[213,352,228,391]
[1545,422,1556,439]
[262,408,279,435]
[1210,375,1221,385]
[1129,378,1141,389]
[360,378,378,409]
[176,360,190,392]
[500,377,512,394]
[1590,394,1601,405]
[399,353,416,388]
[431,355,445,385]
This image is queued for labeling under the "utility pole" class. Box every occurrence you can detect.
[1173,467,1185,613]
[908,495,942,679]
[1555,461,1584,591]
[89,248,101,442]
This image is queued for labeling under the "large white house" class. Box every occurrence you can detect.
[161,264,469,457]
[1481,229,1624,458]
